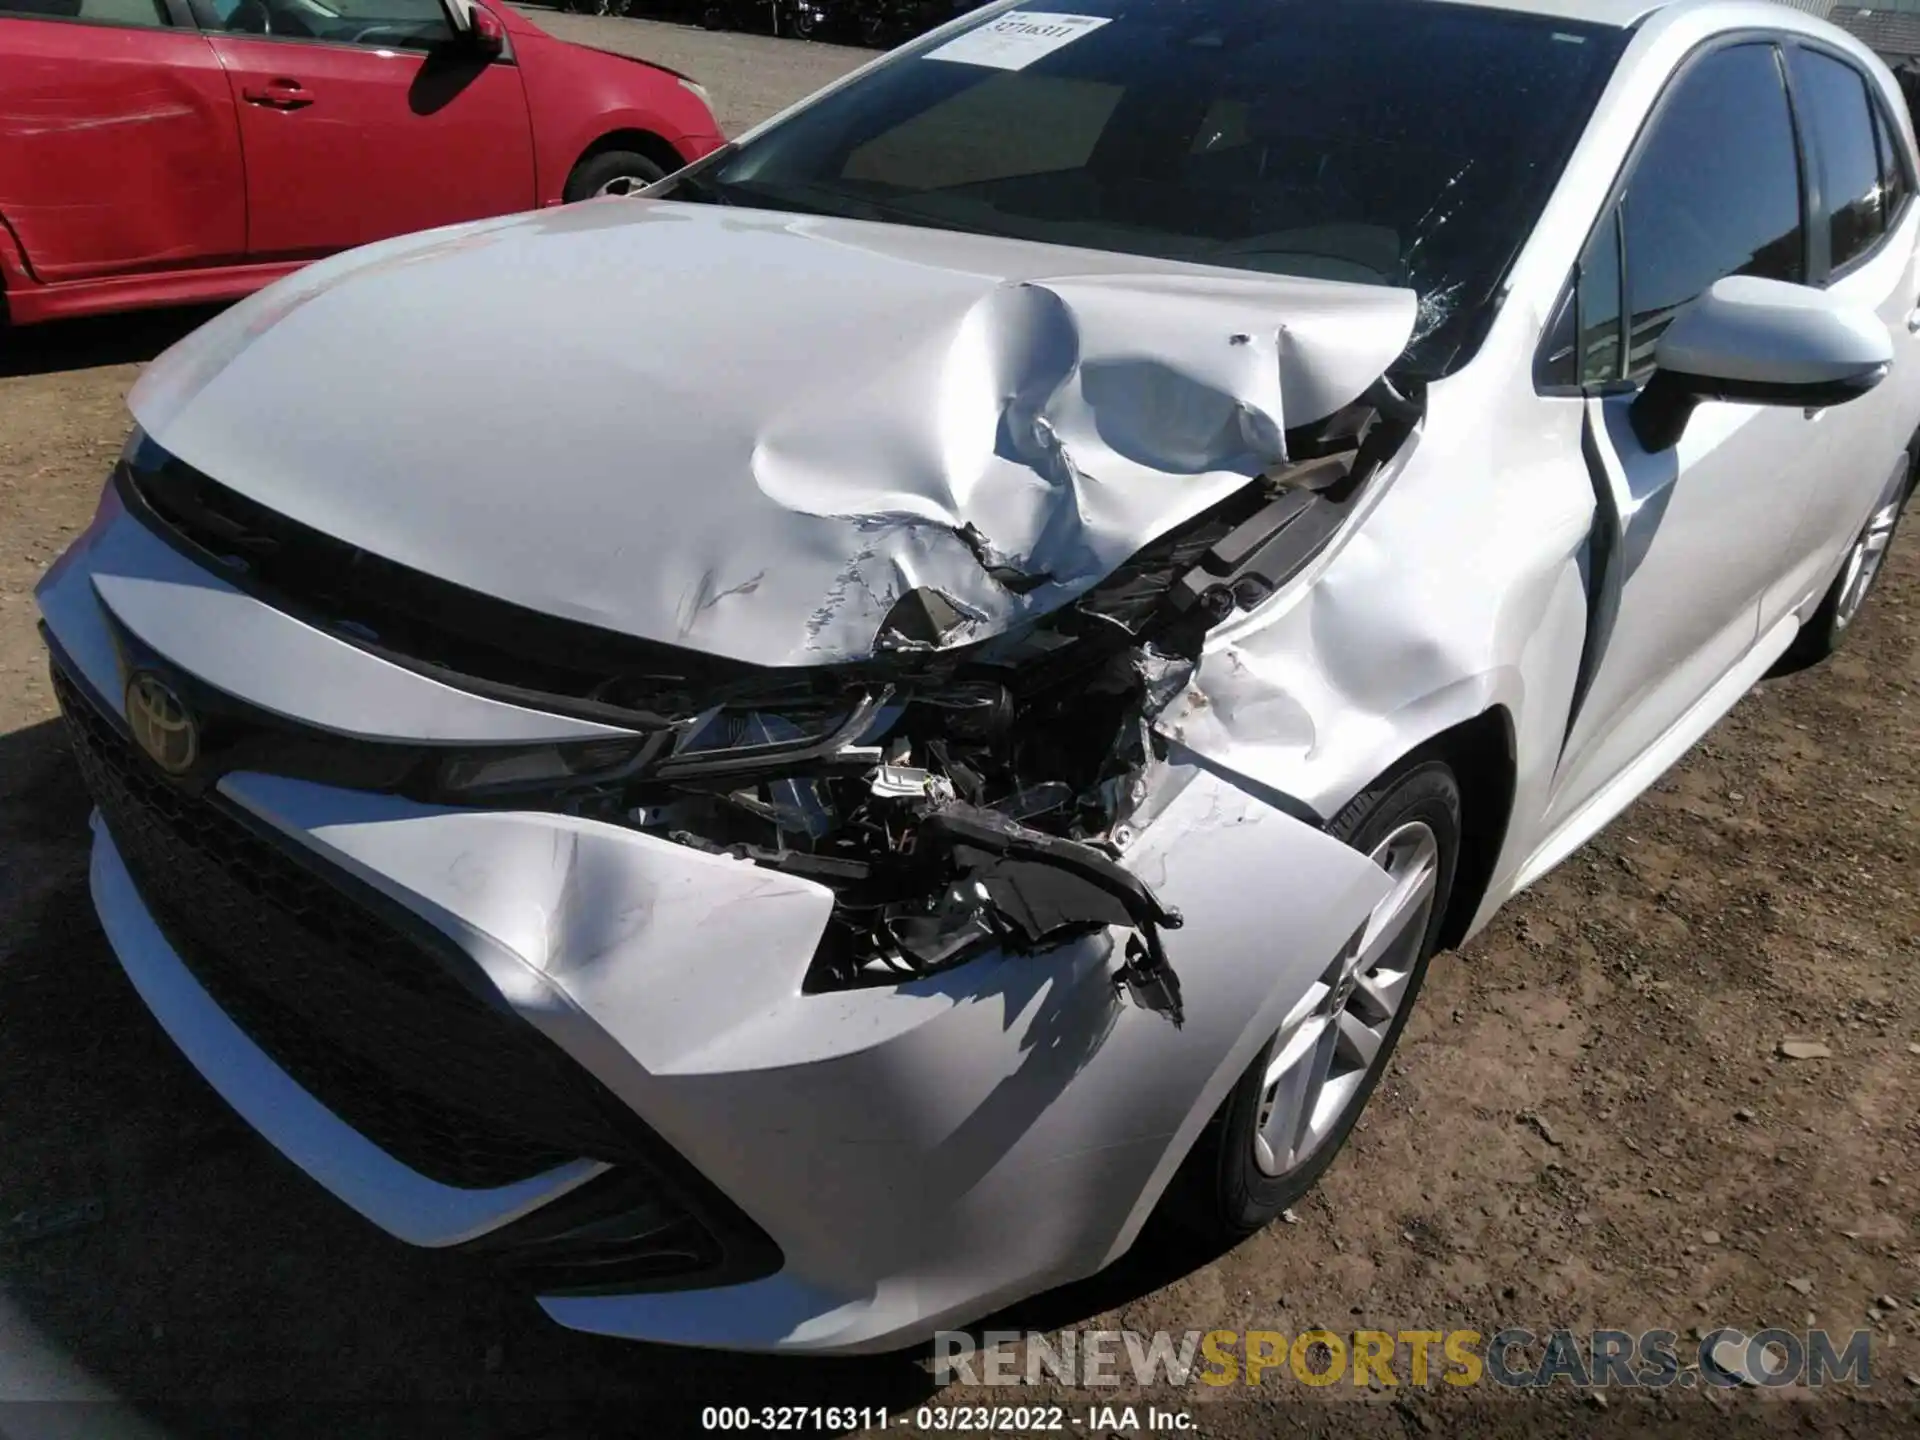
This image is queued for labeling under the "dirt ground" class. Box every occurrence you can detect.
[0,15,1916,1440]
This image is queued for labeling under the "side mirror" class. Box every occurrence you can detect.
[1630,275,1892,451]
[439,0,505,55]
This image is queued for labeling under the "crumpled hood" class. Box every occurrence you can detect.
[130,200,1416,667]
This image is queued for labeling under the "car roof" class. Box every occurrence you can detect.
[1426,0,1672,27]
[1433,0,1874,38]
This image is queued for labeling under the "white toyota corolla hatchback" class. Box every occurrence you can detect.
[34,0,1919,1352]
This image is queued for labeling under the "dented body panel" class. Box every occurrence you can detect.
[128,201,1415,667]
[1155,330,1599,938]
[0,22,245,284]
[235,760,1387,1352]
[45,520,1386,1349]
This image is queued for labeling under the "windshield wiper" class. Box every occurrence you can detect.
[654,144,741,206]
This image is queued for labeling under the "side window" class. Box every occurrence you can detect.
[1576,209,1624,386]
[0,0,169,24]
[1789,47,1888,273]
[1873,89,1913,226]
[1619,43,1804,379]
[189,0,452,49]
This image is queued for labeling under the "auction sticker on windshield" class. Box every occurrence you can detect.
[925,11,1111,70]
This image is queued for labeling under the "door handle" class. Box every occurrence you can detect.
[241,79,313,110]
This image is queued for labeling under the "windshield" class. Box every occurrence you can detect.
[664,0,1625,377]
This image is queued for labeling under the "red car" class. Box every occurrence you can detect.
[0,0,723,326]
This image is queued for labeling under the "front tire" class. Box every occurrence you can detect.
[1168,761,1461,1241]
[562,150,668,203]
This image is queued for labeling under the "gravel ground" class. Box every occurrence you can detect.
[0,14,1916,1439]
[529,9,871,134]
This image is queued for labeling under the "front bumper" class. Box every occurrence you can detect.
[36,498,1390,1353]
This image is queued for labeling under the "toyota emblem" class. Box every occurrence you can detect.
[125,672,199,775]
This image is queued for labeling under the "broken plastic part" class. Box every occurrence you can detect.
[1170,479,1350,619]
[991,781,1073,822]
[870,765,956,802]
[1116,932,1186,1027]
[917,806,1176,919]
[913,802,1186,1024]
[654,690,893,780]
[908,682,1012,742]
[724,843,872,883]
[882,884,998,970]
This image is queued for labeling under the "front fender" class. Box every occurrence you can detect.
[225,760,1390,1351]
[517,36,722,205]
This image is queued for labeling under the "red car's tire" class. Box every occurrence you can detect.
[563,150,668,203]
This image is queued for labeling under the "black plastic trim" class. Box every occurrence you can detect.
[1628,363,1888,452]
[1562,411,1623,756]
[460,1167,783,1298]
[112,455,719,730]
[49,633,539,1024]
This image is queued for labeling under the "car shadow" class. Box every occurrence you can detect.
[0,307,226,380]
[0,717,1219,1435]
[410,50,497,117]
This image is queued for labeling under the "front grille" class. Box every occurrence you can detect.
[116,442,760,712]
[460,1167,740,1297]
[54,663,643,1190]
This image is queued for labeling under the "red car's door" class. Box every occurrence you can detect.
[0,0,245,283]
[193,0,534,258]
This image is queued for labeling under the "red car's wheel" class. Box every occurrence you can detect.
[563,150,668,202]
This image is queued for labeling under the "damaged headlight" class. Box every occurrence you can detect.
[436,736,658,796]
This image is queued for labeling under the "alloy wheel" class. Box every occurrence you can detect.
[1252,820,1439,1177]
[1833,494,1903,632]
[594,174,655,198]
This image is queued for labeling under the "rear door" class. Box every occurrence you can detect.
[1769,41,1920,613]
[191,0,533,259]
[0,0,245,282]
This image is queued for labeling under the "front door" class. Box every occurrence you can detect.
[194,0,534,259]
[1548,39,1826,832]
